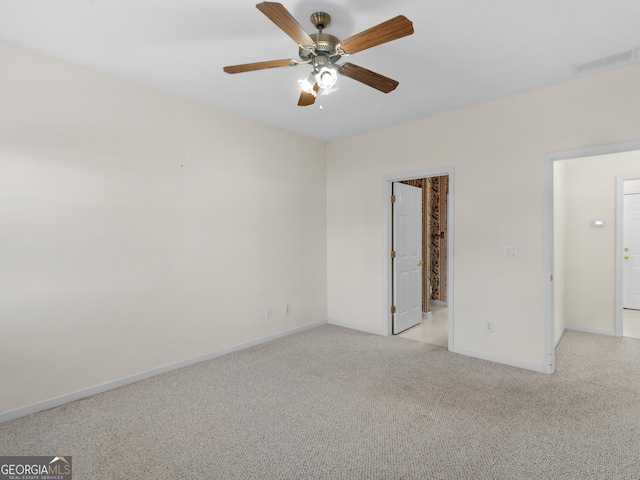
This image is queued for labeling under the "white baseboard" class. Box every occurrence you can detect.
[422,311,433,320]
[327,318,385,336]
[555,325,566,348]
[0,320,327,424]
[452,346,546,374]
[432,300,447,307]
[565,324,616,337]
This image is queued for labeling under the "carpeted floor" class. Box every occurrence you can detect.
[1,325,639,479]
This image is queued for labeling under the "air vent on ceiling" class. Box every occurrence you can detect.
[572,47,638,74]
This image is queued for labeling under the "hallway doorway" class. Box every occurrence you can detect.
[545,140,640,374]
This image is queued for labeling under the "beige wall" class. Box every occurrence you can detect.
[561,151,640,332]
[4,39,640,415]
[327,63,640,370]
[0,43,327,414]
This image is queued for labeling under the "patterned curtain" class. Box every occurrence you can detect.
[428,176,448,304]
[402,176,448,313]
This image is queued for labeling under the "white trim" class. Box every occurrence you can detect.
[565,325,616,337]
[543,155,556,374]
[451,347,546,373]
[383,168,454,353]
[327,318,385,336]
[617,177,625,336]
[555,324,566,348]
[544,139,640,374]
[431,300,448,307]
[545,140,640,162]
[0,320,327,424]
[422,311,433,320]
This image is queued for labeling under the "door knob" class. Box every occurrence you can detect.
[418,259,424,266]
[625,256,630,260]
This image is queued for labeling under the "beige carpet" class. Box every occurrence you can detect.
[1,325,639,479]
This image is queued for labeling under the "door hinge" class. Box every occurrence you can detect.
[391,306,397,314]
[391,250,397,258]
[391,195,396,203]
[550,275,553,281]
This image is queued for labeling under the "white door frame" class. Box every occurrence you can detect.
[544,139,640,374]
[617,175,640,333]
[383,167,454,351]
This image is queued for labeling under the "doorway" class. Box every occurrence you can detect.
[383,167,454,350]
[544,140,640,374]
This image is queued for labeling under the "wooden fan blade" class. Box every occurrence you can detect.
[338,15,414,55]
[256,2,315,48]
[223,59,295,74]
[298,83,319,106]
[338,63,399,93]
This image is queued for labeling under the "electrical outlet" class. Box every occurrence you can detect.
[284,304,291,314]
[505,246,518,258]
[265,307,272,318]
[485,321,493,332]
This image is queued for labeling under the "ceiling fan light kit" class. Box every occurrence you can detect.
[223,2,414,107]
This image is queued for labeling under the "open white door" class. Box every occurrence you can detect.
[392,182,423,334]
[623,193,640,309]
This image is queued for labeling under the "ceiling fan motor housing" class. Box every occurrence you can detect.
[299,33,341,64]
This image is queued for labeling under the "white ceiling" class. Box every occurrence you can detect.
[1,0,639,142]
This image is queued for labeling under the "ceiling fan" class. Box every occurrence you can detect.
[223,2,414,106]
